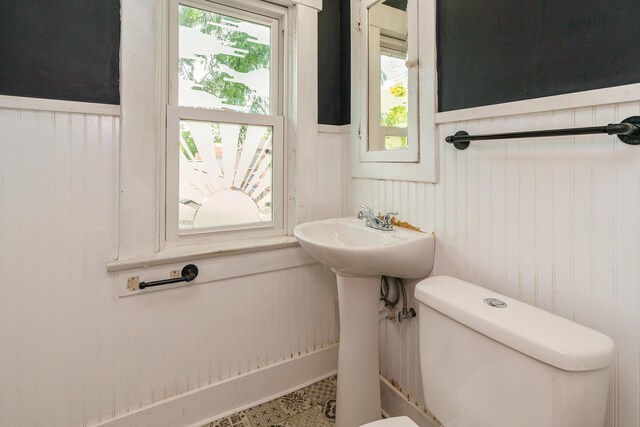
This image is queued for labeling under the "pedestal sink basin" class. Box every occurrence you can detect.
[294,217,434,278]
[294,217,435,427]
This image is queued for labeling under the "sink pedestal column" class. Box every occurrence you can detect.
[335,274,381,427]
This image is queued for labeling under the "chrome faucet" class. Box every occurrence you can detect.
[357,205,397,231]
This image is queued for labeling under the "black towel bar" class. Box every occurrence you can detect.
[445,116,640,150]
[139,264,199,289]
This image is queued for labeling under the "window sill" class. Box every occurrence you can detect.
[106,235,300,272]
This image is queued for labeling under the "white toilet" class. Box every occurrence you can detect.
[365,275,615,427]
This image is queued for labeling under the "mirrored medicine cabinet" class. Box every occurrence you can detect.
[352,0,437,182]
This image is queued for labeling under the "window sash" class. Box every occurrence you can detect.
[164,0,287,246]
[166,106,285,243]
[168,0,282,115]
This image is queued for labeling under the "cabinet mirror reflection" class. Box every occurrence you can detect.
[367,0,410,153]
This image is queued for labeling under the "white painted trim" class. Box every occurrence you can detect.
[380,376,441,427]
[318,124,351,134]
[92,345,338,427]
[107,235,302,272]
[0,94,120,116]
[164,1,287,246]
[118,0,320,261]
[114,245,315,297]
[118,0,164,259]
[289,4,320,227]
[435,83,640,123]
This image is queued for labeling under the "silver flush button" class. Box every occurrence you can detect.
[484,298,507,308]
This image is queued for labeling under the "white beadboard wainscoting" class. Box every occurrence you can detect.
[0,106,348,427]
[316,125,352,221]
[353,100,640,427]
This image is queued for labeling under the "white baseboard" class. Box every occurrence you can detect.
[92,344,338,427]
[380,376,441,427]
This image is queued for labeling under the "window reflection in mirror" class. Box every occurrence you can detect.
[368,0,408,152]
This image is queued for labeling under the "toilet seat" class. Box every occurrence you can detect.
[361,416,419,427]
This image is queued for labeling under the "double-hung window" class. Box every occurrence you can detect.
[165,0,286,245]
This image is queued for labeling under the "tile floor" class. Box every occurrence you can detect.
[205,376,337,427]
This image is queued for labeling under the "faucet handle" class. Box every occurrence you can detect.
[360,204,373,213]
[383,210,398,224]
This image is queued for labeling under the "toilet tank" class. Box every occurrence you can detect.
[415,276,615,427]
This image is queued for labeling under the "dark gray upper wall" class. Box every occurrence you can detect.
[318,0,351,126]
[438,0,640,111]
[339,0,351,125]
[0,0,120,104]
[317,0,342,125]
[0,0,352,123]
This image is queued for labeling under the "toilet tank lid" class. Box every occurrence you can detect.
[415,276,615,372]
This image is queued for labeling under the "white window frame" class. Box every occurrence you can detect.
[163,0,288,248]
[351,0,438,182]
[111,0,321,270]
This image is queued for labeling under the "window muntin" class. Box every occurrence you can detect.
[166,0,285,241]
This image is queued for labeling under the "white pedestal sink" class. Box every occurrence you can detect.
[294,217,435,427]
